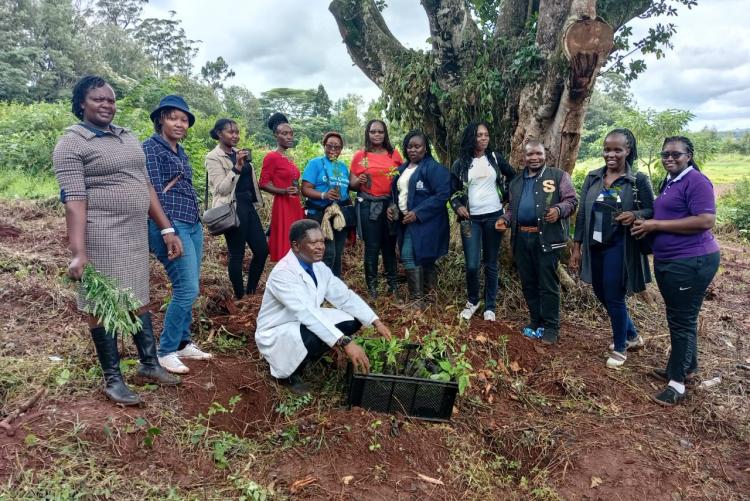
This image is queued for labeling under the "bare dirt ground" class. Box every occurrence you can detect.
[0,198,748,500]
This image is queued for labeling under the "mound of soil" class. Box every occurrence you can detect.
[0,223,21,238]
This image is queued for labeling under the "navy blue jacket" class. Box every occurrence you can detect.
[390,156,451,264]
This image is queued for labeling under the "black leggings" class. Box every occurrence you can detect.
[224,195,269,298]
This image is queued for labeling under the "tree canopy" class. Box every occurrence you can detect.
[329,0,698,169]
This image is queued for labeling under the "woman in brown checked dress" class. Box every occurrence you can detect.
[53,75,182,406]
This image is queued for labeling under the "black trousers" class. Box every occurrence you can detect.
[514,231,561,333]
[654,251,719,383]
[293,319,363,375]
[359,200,398,290]
[224,195,269,299]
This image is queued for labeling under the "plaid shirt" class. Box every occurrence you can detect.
[143,134,200,224]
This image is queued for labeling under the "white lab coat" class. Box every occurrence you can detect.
[255,250,379,378]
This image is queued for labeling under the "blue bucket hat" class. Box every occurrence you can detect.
[150,95,195,127]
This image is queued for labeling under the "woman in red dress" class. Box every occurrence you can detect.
[260,113,305,261]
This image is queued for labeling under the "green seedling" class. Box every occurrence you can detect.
[79,264,142,336]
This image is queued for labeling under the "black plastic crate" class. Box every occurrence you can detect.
[345,344,458,422]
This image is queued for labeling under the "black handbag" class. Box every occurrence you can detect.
[340,202,357,228]
[202,171,239,236]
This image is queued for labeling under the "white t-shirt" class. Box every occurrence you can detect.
[467,156,502,215]
[397,164,418,212]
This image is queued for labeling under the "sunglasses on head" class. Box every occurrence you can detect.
[660,151,687,160]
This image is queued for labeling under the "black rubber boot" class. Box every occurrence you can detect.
[132,312,181,386]
[423,263,437,303]
[364,259,379,298]
[405,267,426,310]
[90,327,141,406]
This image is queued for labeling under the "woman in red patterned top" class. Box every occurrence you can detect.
[349,119,403,298]
[260,113,305,261]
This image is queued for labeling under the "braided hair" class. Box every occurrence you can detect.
[605,128,638,168]
[459,120,493,167]
[267,112,289,133]
[364,119,395,155]
[402,130,433,160]
[662,136,699,171]
[71,75,108,120]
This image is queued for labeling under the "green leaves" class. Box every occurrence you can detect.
[80,264,142,336]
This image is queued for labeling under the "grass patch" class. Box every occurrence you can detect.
[0,169,58,199]
[574,154,750,186]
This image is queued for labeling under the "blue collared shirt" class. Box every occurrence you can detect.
[296,255,317,286]
[143,134,200,224]
[517,171,538,226]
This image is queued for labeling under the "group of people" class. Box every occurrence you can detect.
[54,75,720,408]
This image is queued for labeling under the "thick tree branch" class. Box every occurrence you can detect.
[494,0,537,38]
[420,0,481,89]
[329,0,409,86]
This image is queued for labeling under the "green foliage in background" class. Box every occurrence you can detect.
[718,178,750,241]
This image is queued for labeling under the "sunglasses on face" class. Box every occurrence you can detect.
[325,144,342,151]
[660,151,687,160]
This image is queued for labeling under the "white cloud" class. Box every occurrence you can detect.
[144,0,749,130]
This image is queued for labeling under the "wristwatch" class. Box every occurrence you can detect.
[336,335,352,347]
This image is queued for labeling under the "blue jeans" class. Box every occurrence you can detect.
[401,230,417,270]
[148,220,203,356]
[590,233,638,353]
[460,210,502,311]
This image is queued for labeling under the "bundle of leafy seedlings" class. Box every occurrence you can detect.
[354,330,473,395]
[80,264,142,336]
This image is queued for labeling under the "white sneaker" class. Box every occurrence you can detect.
[608,335,645,352]
[176,343,213,360]
[606,351,627,369]
[459,301,481,320]
[158,352,190,374]
[483,311,496,322]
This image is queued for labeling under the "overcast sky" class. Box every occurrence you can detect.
[145,0,749,131]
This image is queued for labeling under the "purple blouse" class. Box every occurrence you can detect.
[652,167,720,260]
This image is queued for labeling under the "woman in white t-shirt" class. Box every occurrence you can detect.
[449,121,517,322]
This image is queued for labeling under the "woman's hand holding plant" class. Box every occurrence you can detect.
[68,253,90,280]
[614,211,636,225]
[456,206,470,219]
[402,211,417,224]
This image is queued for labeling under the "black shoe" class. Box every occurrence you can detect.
[653,385,686,406]
[541,329,559,345]
[132,313,181,386]
[651,368,697,389]
[90,327,141,406]
[277,373,310,395]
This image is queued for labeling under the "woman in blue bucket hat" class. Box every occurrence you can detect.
[143,95,213,374]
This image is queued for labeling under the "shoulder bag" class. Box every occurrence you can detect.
[201,169,239,236]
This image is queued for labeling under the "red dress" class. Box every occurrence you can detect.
[260,151,305,261]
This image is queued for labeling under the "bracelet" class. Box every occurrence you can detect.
[160,227,175,236]
[320,191,326,200]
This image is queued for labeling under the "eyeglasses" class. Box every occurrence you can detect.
[660,151,687,160]
[325,144,342,151]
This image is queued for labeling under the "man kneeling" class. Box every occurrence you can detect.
[255,219,392,394]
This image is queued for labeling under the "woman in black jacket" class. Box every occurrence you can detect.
[570,128,654,368]
[449,121,516,322]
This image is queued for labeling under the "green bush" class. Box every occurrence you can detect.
[718,177,750,241]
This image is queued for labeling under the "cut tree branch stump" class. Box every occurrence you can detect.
[0,387,46,436]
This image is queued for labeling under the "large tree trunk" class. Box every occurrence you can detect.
[330,0,630,172]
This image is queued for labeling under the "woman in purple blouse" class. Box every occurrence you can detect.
[631,136,720,406]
